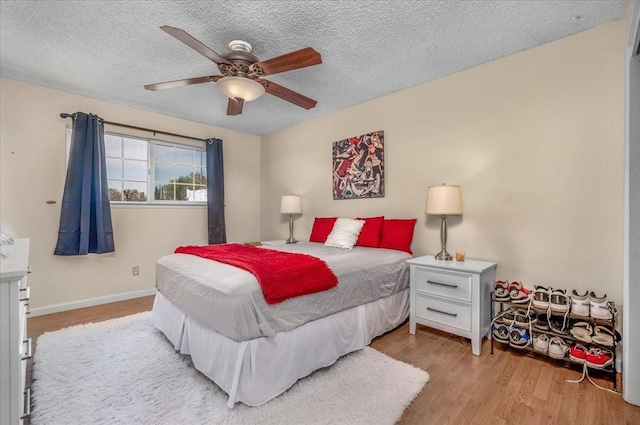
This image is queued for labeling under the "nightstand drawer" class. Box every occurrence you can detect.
[415,295,472,332]
[415,268,472,302]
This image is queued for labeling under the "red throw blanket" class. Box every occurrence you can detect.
[174,243,338,304]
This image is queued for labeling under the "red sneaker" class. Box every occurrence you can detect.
[569,344,588,363]
[585,348,613,369]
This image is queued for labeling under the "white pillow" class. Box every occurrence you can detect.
[324,218,365,249]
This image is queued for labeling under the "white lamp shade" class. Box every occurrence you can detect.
[425,185,462,215]
[215,76,266,102]
[280,195,302,214]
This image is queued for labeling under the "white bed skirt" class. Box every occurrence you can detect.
[151,289,409,407]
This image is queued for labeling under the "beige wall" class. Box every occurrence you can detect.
[0,78,261,309]
[261,17,626,306]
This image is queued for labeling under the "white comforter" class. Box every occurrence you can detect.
[155,242,410,341]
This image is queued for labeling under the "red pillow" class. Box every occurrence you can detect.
[309,217,338,243]
[356,216,385,247]
[379,219,417,254]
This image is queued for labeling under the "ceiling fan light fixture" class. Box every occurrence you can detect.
[216,76,265,102]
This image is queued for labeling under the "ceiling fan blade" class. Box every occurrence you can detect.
[144,75,222,91]
[227,98,244,116]
[160,25,231,65]
[255,47,322,76]
[260,79,317,109]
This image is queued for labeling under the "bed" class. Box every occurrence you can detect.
[151,241,411,407]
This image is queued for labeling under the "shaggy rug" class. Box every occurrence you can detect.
[31,312,429,424]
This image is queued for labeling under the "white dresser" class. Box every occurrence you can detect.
[0,238,31,424]
[408,255,496,356]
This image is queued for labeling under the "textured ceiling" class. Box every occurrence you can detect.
[0,1,625,135]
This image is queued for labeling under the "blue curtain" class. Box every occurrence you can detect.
[206,138,226,244]
[54,113,115,255]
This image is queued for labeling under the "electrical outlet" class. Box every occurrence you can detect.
[132,266,139,276]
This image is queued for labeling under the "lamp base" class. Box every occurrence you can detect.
[434,249,453,261]
[435,215,453,261]
[286,214,298,244]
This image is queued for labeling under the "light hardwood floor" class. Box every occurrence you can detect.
[27,296,640,425]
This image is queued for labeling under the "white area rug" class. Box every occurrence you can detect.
[31,312,429,425]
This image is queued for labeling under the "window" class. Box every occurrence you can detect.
[66,129,206,204]
[152,143,207,202]
[105,134,149,202]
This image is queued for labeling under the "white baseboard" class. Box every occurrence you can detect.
[29,288,157,317]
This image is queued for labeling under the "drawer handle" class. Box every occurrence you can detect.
[427,307,458,318]
[25,302,31,315]
[19,286,30,302]
[21,387,31,419]
[22,338,32,361]
[427,280,459,289]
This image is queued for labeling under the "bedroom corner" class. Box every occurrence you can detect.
[0,78,262,314]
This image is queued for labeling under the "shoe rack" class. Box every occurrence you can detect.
[489,294,618,392]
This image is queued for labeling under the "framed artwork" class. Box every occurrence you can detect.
[332,130,384,200]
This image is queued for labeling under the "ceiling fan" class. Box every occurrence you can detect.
[144,26,322,116]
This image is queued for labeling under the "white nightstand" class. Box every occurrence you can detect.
[261,240,288,246]
[408,256,496,356]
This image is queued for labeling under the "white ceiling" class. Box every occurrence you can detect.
[0,1,625,135]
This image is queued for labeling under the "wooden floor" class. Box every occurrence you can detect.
[27,296,640,425]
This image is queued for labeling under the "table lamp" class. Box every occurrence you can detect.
[425,184,462,261]
[280,195,302,244]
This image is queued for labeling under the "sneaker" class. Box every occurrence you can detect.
[589,292,615,320]
[493,280,510,302]
[510,282,531,304]
[513,309,538,328]
[549,318,569,335]
[492,323,510,343]
[548,336,569,359]
[532,285,551,309]
[549,289,570,313]
[592,325,614,346]
[569,321,593,343]
[585,347,613,369]
[534,313,550,331]
[532,333,550,354]
[509,327,531,349]
[497,308,517,325]
[569,343,588,363]
[570,290,590,317]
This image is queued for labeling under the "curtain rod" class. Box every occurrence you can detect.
[59,113,207,143]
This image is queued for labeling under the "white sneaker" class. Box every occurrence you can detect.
[548,336,569,359]
[589,292,615,320]
[532,286,551,309]
[592,325,615,346]
[549,289,570,313]
[532,333,550,354]
[570,290,590,317]
[569,321,593,343]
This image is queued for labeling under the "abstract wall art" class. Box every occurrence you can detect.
[332,130,384,200]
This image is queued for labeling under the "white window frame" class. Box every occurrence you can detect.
[149,139,208,206]
[66,127,207,207]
